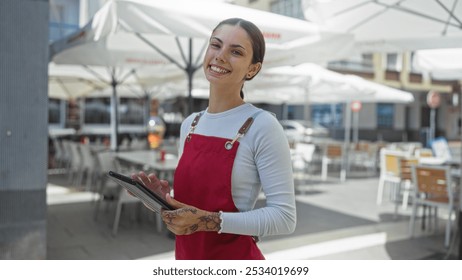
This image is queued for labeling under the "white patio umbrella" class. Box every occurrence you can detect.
[50,0,343,150]
[246,63,415,104]
[49,62,183,146]
[48,63,109,100]
[302,0,462,53]
[413,48,462,80]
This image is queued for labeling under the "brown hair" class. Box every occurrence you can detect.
[212,18,266,98]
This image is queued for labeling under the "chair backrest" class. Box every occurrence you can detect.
[95,151,118,173]
[399,157,419,180]
[325,143,342,158]
[79,143,96,169]
[411,165,453,201]
[355,141,369,152]
[67,141,82,171]
[380,148,405,177]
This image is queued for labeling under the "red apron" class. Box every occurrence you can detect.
[173,112,265,260]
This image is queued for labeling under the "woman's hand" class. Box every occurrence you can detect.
[130,171,170,199]
[161,194,221,235]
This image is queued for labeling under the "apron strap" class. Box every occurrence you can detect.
[225,110,264,150]
[186,111,204,142]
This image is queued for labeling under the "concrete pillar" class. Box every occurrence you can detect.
[0,0,49,259]
[372,53,385,82]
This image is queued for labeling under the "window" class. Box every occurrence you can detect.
[83,97,146,125]
[386,53,402,71]
[49,98,63,125]
[377,103,394,128]
[270,0,305,19]
[49,0,80,42]
[84,98,110,124]
[328,53,374,73]
[119,98,146,125]
[311,104,343,127]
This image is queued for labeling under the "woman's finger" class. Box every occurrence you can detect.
[159,180,170,195]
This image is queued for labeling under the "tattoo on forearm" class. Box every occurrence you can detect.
[164,208,198,224]
[198,212,221,232]
[163,209,221,234]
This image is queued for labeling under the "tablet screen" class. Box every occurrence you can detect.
[107,171,174,213]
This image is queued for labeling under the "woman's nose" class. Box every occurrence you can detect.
[215,50,227,62]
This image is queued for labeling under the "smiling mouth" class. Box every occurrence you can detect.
[209,65,230,74]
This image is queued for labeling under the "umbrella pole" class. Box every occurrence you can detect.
[187,69,193,115]
[110,78,118,152]
[341,102,351,182]
[187,39,194,115]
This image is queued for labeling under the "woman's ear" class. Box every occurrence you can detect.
[246,62,262,80]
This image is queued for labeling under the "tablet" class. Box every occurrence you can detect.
[107,171,175,213]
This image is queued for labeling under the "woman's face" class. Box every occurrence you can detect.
[203,24,261,87]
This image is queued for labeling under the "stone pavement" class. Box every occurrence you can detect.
[46,172,459,260]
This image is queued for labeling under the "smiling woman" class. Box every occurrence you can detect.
[131,18,296,260]
[204,18,265,103]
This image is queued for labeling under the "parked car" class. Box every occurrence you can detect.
[279,120,329,143]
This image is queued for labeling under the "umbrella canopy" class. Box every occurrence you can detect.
[302,0,462,53]
[160,63,415,105]
[49,0,324,74]
[48,63,108,100]
[245,63,415,105]
[49,62,185,100]
[413,48,462,80]
[50,0,348,150]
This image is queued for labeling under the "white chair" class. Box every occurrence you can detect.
[50,137,67,169]
[376,148,405,205]
[65,140,83,186]
[91,153,143,235]
[409,165,458,247]
[112,189,142,236]
[349,141,378,175]
[78,143,97,191]
[109,158,163,236]
[292,142,316,178]
[395,157,419,213]
[321,143,343,181]
[93,151,120,220]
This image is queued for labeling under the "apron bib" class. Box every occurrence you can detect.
[173,112,264,260]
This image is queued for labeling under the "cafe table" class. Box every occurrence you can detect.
[116,150,178,181]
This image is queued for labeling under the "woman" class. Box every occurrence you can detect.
[133,18,296,260]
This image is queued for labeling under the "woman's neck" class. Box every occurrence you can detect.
[207,84,245,113]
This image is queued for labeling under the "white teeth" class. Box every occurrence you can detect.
[210,65,229,74]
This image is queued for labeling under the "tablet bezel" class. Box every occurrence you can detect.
[107,171,174,211]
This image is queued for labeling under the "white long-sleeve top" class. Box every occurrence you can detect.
[177,103,296,237]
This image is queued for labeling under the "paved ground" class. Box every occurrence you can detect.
[46,170,459,260]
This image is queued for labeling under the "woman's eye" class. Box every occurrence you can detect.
[232,50,242,56]
[210,43,220,48]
